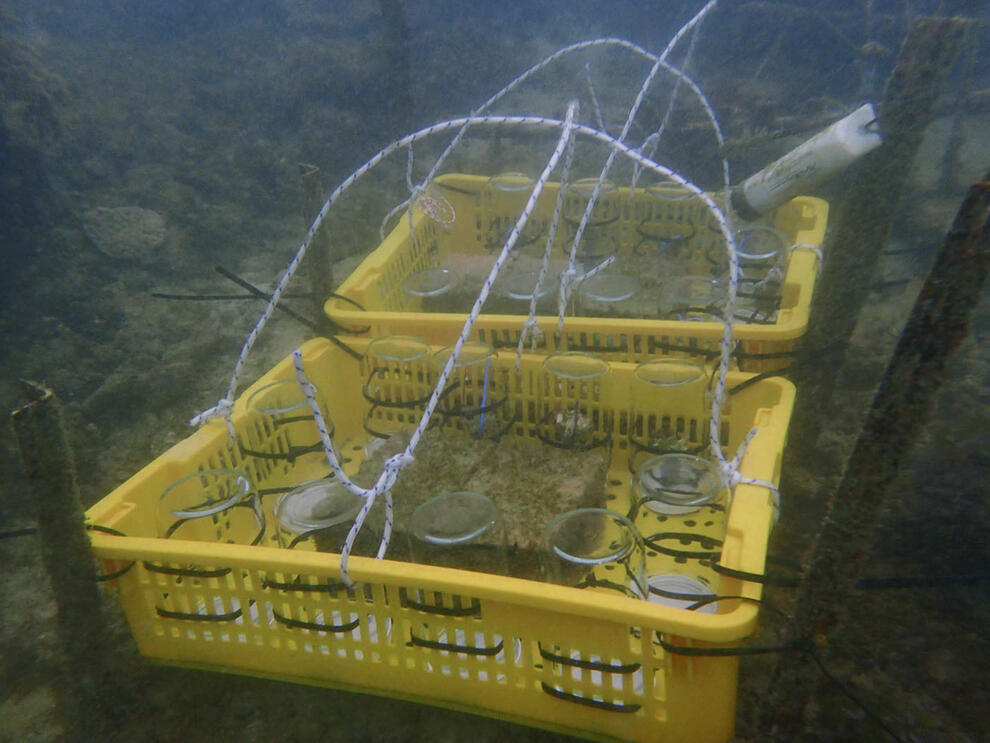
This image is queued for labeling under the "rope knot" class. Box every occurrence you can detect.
[378,452,414,492]
[559,266,581,287]
[189,398,234,428]
[385,452,414,471]
[522,316,545,345]
[719,460,743,489]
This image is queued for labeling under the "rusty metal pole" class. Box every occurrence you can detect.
[759,174,990,740]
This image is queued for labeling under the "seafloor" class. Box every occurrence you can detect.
[1,2,989,741]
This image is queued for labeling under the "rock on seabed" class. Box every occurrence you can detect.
[81,205,166,263]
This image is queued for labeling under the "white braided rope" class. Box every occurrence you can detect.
[629,25,730,197]
[377,33,728,249]
[717,427,781,517]
[555,1,720,341]
[195,111,742,461]
[379,198,411,241]
[791,242,825,270]
[292,104,580,587]
[189,108,755,527]
[515,105,579,371]
[583,62,607,133]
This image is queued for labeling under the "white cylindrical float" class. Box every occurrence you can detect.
[730,103,883,220]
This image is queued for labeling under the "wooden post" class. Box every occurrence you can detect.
[758,174,990,740]
[786,18,967,458]
[11,381,122,738]
[939,23,978,192]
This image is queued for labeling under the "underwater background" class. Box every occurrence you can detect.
[1,1,988,740]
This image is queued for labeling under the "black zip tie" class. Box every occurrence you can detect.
[0,526,38,539]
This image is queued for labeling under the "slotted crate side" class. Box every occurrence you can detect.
[87,337,793,743]
[326,174,827,370]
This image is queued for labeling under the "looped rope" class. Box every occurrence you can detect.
[790,242,825,273]
[515,317,546,371]
[189,398,233,427]
[292,103,581,587]
[189,398,236,440]
[381,452,414,489]
[717,428,782,519]
[555,255,617,338]
[752,260,786,291]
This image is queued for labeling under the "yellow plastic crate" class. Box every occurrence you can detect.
[86,337,794,743]
[325,174,827,372]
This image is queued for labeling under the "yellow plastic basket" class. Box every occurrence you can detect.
[86,337,794,743]
[325,174,827,372]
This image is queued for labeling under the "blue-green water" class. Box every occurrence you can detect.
[1,1,988,740]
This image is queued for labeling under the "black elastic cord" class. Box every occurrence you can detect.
[272,609,359,633]
[538,643,640,673]
[539,683,641,713]
[214,265,365,360]
[400,593,481,617]
[409,631,503,656]
[642,531,722,560]
[83,524,137,580]
[710,561,802,588]
[808,646,907,743]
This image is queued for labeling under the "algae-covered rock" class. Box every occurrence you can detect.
[81,205,166,263]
